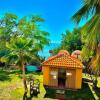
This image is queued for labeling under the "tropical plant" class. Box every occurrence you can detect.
[72,0,100,74]
[6,37,35,93]
[72,0,100,75]
[0,13,49,93]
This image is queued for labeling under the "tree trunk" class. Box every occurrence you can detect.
[22,63,28,93]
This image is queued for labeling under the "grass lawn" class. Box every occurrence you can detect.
[0,69,100,100]
[0,69,24,100]
[0,69,50,100]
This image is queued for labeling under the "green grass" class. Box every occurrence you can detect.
[95,88,100,98]
[0,69,47,100]
[0,69,100,100]
[0,69,23,100]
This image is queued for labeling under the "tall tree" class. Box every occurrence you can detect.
[6,37,34,93]
[72,0,100,75]
[0,13,49,93]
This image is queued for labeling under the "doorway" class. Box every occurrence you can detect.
[58,68,66,88]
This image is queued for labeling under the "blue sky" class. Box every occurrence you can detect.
[0,0,84,57]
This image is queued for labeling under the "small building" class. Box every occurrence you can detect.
[42,50,83,89]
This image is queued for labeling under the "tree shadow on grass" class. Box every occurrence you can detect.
[44,88,56,99]
[23,92,38,100]
[0,70,11,81]
[65,83,95,100]
[9,70,22,75]
[44,83,95,100]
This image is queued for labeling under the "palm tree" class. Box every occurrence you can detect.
[6,37,35,93]
[0,13,50,93]
[72,0,100,75]
[72,0,100,23]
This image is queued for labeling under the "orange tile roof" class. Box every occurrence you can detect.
[42,50,83,68]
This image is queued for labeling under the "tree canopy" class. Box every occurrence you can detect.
[53,28,83,54]
[0,12,50,93]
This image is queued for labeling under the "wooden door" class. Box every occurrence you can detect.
[66,69,76,89]
[49,68,58,87]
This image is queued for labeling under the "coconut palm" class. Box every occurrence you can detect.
[72,0,100,23]
[72,0,100,75]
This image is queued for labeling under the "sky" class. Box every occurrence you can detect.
[0,0,84,57]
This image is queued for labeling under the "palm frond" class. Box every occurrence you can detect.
[72,0,99,24]
[72,4,92,24]
[81,13,100,50]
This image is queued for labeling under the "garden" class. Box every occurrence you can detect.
[0,0,100,100]
[0,69,100,100]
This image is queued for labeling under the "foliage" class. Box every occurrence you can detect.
[0,13,49,64]
[0,12,49,92]
[61,28,83,53]
[53,28,83,54]
[0,13,18,49]
[72,0,100,74]
[52,46,62,55]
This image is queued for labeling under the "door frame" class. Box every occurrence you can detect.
[58,68,66,88]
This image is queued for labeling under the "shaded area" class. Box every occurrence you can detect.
[95,88,100,98]
[9,70,22,75]
[65,83,94,100]
[82,78,93,83]
[0,69,22,81]
[23,92,39,100]
[58,68,66,88]
[44,88,56,99]
[0,70,11,81]
[44,83,95,100]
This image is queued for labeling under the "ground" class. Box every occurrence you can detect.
[0,69,100,100]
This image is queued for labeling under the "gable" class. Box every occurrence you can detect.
[42,53,83,68]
